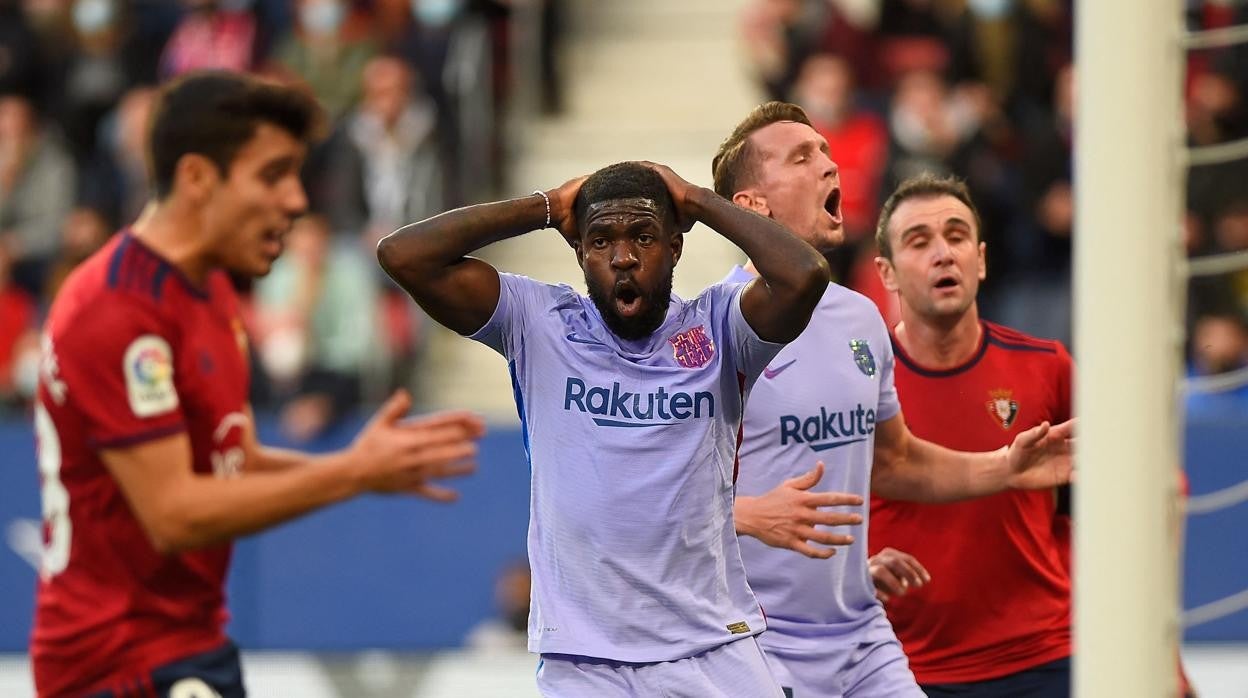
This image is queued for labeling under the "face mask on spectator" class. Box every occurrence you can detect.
[412,0,462,27]
[967,0,1012,19]
[217,0,255,13]
[301,0,345,34]
[72,0,116,34]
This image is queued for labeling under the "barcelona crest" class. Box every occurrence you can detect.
[986,389,1020,429]
[669,325,715,369]
[849,339,876,377]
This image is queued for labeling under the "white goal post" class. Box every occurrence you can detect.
[1073,0,1186,696]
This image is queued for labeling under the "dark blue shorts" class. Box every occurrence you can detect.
[921,657,1070,698]
[87,641,244,698]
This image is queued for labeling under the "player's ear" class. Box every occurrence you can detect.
[670,230,683,264]
[875,255,898,292]
[733,190,769,217]
[977,240,987,281]
[173,153,220,205]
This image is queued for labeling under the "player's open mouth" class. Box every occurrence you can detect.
[614,280,643,317]
[262,229,285,258]
[824,188,843,226]
[934,275,959,291]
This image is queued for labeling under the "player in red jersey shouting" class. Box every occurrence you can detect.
[29,71,484,698]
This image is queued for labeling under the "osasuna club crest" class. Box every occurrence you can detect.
[986,389,1020,429]
[849,339,876,377]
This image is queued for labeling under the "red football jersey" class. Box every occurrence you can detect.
[868,321,1072,684]
[30,232,250,697]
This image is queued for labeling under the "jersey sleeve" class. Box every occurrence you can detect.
[875,314,901,422]
[1054,341,1074,424]
[469,272,553,358]
[56,301,186,449]
[720,281,786,384]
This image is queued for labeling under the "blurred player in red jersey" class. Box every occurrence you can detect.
[866,174,1194,698]
[30,71,485,698]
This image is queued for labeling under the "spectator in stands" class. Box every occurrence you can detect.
[0,92,75,296]
[0,239,37,412]
[160,0,261,78]
[57,0,161,159]
[394,0,498,204]
[0,0,43,100]
[464,561,531,653]
[268,0,377,120]
[997,60,1074,345]
[882,69,963,186]
[79,85,155,228]
[791,53,887,243]
[1187,309,1248,416]
[42,205,112,301]
[1211,200,1248,316]
[323,54,444,248]
[252,214,379,442]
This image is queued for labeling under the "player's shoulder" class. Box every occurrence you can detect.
[815,284,890,335]
[821,283,881,314]
[983,321,1067,356]
[499,271,578,306]
[49,234,184,340]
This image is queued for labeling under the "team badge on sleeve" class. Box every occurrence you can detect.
[849,339,876,377]
[986,389,1020,429]
[123,334,180,418]
[669,325,715,369]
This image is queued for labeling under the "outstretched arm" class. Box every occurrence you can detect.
[871,413,1074,502]
[103,391,484,553]
[376,177,586,335]
[643,163,830,343]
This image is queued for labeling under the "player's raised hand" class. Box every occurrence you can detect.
[1005,418,1075,490]
[547,174,590,248]
[869,547,930,604]
[351,390,485,498]
[636,161,697,233]
[735,461,864,559]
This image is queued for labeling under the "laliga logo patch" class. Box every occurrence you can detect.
[986,389,1019,429]
[849,339,876,377]
[123,334,179,418]
[668,325,715,369]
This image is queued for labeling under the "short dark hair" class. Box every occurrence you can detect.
[574,162,675,235]
[148,71,324,198]
[711,101,812,199]
[875,174,983,259]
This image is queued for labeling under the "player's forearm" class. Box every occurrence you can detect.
[873,435,1010,503]
[150,453,365,552]
[245,445,308,472]
[376,196,546,290]
[733,496,765,539]
[694,188,828,305]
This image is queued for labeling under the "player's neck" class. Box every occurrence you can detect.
[129,200,216,285]
[894,304,982,370]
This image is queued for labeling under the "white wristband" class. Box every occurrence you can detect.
[533,189,551,229]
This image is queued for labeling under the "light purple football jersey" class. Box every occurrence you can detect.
[726,266,902,650]
[470,272,783,663]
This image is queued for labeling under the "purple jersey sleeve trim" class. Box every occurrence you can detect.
[90,422,187,450]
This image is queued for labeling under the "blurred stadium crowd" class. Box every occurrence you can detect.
[0,0,1246,431]
[0,0,563,435]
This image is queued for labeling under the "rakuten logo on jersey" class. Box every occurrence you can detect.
[564,377,715,428]
[779,404,876,451]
